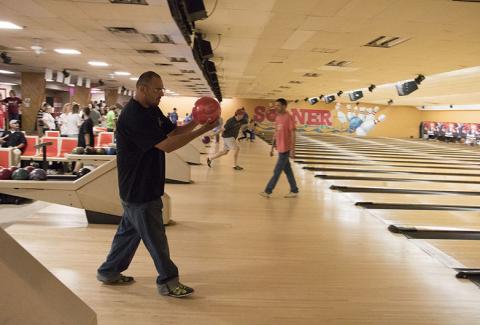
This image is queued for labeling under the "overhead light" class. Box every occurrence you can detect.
[0,21,23,30]
[368,84,376,92]
[129,77,139,81]
[114,71,131,76]
[0,82,18,86]
[54,48,81,55]
[88,61,109,67]
[0,69,15,74]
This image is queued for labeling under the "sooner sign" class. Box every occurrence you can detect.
[254,106,332,126]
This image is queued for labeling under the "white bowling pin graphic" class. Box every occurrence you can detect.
[336,110,347,123]
[358,107,366,121]
[365,107,374,121]
[346,104,353,120]
[356,114,386,136]
[355,126,367,136]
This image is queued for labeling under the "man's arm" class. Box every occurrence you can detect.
[270,132,276,156]
[290,129,296,158]
[168,120,199,136]
[155,121,217,153]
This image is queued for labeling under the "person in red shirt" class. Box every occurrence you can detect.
[260,98,299,198]
[1,90,22,122]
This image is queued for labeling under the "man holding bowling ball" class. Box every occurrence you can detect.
[97,71,217,298]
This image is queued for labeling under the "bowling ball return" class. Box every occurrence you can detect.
[0,159,171,225]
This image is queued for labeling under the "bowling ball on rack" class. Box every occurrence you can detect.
[31,162,40,168]
[202,136,211,144]
[0,168,12,180]
[24,165,35,173]
[72,147,85,155]
[29,168,47,181]
[77,167,92,177]
[104,147,117,155]
[11,168,29,180]
[9,166,18,172]
[95,148,107,155]
[84,146,96,155]
[191,96,221,125]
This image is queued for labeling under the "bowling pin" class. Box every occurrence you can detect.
[365,107,374,121]
[356,114,386,136]
[358,107,366,121]
[336,110,347,123]
[346,104,353,120]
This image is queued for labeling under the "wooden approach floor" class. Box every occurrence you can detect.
[4,139,480,324]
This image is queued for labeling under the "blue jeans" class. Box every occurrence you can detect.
[265,151,298,194]
[97,198,178,285]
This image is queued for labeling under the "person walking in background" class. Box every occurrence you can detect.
[1,90,22,122]
[78,107,94,148]
[260,98,299,198]
[106,105,117,132]
[207,109,247,170]
[169,107,178,125]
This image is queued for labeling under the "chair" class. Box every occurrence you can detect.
[96,132,114,147]
[45,130,60,137]
[0,148,12,168]
[59,138,78,157]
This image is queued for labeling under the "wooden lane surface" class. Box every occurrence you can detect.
[295,155,480,166]
[422,240,480,269]
[6,138,480,324]
[302,164,480,177]
[296,159,480,170]
[294,148,480,161]
[315,171,480,183]
[323,179,480,192]
[295,142,480,153]
[342,192,480,207]
[365,210,480,230]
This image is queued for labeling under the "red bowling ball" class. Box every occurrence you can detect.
[191,96,221,125]
[0,168,12,180]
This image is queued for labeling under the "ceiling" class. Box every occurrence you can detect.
[0,0,479,106]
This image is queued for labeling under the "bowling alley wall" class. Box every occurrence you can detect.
[160,96,424,138]
[159,96,480,138]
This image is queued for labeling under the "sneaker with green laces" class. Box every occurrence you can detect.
[158,282,194,298]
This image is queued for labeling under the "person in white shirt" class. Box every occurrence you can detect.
[42,105,56,131]
[58,103,72,136]
[63,103,82,138]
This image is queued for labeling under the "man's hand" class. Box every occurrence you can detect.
[198,118,219,134]
[289,150,295,158]
[269,149,274,157]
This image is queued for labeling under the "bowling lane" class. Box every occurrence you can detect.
[422,240,480,269]
[297,160,480,170]
[324,180,480,192]
[295,155,480,166]
[303,164,480,177]
[315,171,480,183]
[370,210,480,230]
[344,192,480,208]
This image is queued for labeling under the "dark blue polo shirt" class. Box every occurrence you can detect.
[116,98,175,203]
